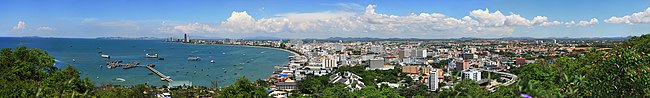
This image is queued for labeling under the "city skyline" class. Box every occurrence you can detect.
[2,0,650,38]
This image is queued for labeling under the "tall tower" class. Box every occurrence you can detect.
[184,33,188,42]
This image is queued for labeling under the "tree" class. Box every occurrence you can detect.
[218,77,268,97]
[297,75,332,94]
[321,84,350,98]
[351,86,403,98]
[0,46,93,97]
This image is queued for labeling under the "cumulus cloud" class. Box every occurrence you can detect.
[162,4,598,38]
[577,18,598,26]
[605,7,650,25]
[12,21,26,31]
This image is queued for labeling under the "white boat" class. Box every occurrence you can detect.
[210,60,215,63]
[146,53,158,58]
[187,56,201,61]
[101,54,110,58]
[114,78,125,82]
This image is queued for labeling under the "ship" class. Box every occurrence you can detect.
[210,60,215,63]
[146,53,158,58]
[101,54,110,58]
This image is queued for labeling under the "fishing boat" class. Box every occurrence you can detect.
[146,53,158,58]
[101,54,110,58]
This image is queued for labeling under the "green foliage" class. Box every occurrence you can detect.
[218,77,268,98]
[336,65,407,85]
[437,79,489,97]
[350,86,403,98]
[297,75,332,95]
[0,46,93,97]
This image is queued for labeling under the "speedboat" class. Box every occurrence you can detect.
[146,53,158,58]
[101,54,110,58]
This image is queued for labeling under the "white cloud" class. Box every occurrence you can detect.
[162,4,599,38]
[605,7,650,25]
[577,18,598,26]
[36,26,55,32]
[274,11,355,22]
[173,22,217,33]
[12,21,26,31]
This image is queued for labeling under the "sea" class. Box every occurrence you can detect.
[0,37,292,87]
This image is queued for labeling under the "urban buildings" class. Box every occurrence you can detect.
[462,69,482,82]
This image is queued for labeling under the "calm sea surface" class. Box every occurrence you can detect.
[0,37,292,87]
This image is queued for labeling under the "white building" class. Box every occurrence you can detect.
[462,69,481,82]
[429,68,441,91]
[413,49,427,58]
[330,72,366,91]
[322,58,338,68]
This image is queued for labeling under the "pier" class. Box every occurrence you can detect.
[106,61,173,82]
[145,65,173,82]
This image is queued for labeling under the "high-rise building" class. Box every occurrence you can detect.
[183,33,190,43]
[429,68,442,91]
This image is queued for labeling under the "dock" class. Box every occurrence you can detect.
[106,61,172,82]
[145,65,173,82]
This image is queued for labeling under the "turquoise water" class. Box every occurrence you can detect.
[0,37,292,87]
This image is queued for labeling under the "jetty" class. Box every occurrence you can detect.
[145,65,173,82]
[106,61,173,82]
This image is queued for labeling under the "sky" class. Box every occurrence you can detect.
[1,0,650,39]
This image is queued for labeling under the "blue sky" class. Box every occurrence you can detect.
[1,0,650,38]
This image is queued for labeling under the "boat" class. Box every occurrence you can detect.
[72,59,76,62]
[101,54,110,58]
[114,78,126,82]
[146,53,158,58]
[187,56,201,61]
[210,60,215,63]
[158,58,165,60]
